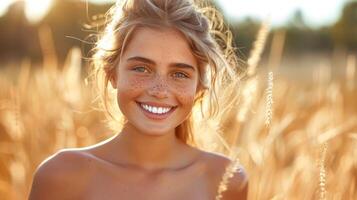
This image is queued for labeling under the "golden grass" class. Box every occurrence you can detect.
[0,24,356,200]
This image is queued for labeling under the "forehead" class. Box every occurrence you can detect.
[121,26,197,66]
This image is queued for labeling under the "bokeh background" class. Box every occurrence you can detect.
[0,0,356,199]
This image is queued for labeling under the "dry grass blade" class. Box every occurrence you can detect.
[247,20,270,77]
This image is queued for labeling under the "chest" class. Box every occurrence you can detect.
[78,162,217,200]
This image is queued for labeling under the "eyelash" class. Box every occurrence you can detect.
[131,66,189,79]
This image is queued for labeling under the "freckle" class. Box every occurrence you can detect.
[130,79,145,89]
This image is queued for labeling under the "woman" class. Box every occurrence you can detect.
[28,0,248,199]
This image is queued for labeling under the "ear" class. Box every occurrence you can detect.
[109,73,118,89]
[196,81,205,94]
[194,83,205,102]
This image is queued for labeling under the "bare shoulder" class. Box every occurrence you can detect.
[28,149,94,200]
[200,151,249,200]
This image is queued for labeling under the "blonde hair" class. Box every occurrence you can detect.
[89,0,242,147]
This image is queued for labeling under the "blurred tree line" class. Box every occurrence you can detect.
[232,1,357,57]
[0,0,356,66]
[0,0,111,66]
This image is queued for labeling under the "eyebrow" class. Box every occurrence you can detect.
[126,56,196,71]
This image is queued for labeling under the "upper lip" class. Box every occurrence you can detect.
[137,101,177,108]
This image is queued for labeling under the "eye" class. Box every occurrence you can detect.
[132,66,149,73]
[173,72,189,79]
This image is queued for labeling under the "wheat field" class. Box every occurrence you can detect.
[0,22,356,200]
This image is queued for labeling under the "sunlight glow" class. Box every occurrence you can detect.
[24,0,53,23]
[217,0,347,27]
[0,0,14,16]
[0,0,349,26]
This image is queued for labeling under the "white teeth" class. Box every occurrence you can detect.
[140,103,172,114]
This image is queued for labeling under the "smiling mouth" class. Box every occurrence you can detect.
[135,101,177,120]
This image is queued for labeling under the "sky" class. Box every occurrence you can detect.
[0,0,353,26]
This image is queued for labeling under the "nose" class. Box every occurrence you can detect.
[147,74,169,99]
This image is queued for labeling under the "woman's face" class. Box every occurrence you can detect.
[111,27,200,136]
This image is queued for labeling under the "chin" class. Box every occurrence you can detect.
[137,124,175,137]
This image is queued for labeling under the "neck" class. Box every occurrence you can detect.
[111,122,192,171]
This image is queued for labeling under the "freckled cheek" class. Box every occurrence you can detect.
[117,77,148,99]
[172,85,197,106]
[119,77,147,90]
